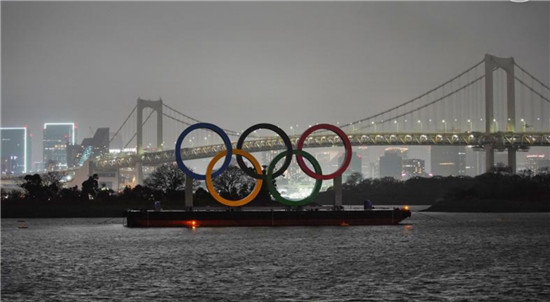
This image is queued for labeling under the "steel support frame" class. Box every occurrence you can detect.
[484,54,516,172]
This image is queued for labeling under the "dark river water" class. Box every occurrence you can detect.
[2,208,550,301]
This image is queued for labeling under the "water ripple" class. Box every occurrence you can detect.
[2,213,550,301]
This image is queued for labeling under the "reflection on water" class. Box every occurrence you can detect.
[2,211,550,301]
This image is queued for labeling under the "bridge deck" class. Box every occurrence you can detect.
[92,131,550,171]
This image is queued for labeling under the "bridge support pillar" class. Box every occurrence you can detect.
[135,161,143,186]
[137,98,163,155]
[506,58,516,132]
[485,54,495,133]
[484,55,495,172]
[334,175,342,209]
[508,148,517,173]
[185,175,193,209]
[484,54,517,172]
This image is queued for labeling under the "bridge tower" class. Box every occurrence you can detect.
[135,98,164,185]
[484,54,516,172]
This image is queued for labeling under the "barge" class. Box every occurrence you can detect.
[125,207,412,227]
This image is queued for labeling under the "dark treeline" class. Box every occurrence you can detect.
[2,164,549,217]
[1,164,277,218]
[317,169,550,206]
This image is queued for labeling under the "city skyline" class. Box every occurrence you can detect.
[2,1,549,164]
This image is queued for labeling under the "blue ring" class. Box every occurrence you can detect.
[175,123,232,180]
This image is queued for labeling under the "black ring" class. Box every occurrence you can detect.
[236,123,293,180]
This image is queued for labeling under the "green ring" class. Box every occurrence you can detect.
[266,150,323,207]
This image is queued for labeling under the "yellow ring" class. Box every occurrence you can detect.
[205,149,264,207]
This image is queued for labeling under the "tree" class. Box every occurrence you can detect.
[20,174,44,200]
[345,172,364,187]
[42,171,63,187]
[59,186,81,201]
[212,165,254,199]
[144,163,188,193]
[118,184,155,201]
[18,172,65,201]
[81,174,99,200]
[1,188,23,201]
[42,171,64,196]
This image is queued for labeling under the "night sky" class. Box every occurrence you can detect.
[2,1,549,163]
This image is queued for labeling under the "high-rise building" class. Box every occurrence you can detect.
[92,128,109,155]
[1,127,31,174]
[431,146,466,176]
[465,146,485,176]
[66,144,85,168]
[402,159,426,178]
[43,123,76,169]
[379,148,403,179]
[67,127,110,168]
[338,151,362,181]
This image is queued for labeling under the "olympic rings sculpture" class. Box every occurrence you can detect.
[175,122,352,207]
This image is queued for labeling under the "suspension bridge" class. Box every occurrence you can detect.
[72,54,550,187]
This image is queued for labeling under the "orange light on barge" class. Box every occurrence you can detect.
[183,220,199,229]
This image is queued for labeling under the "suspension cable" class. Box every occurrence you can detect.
[162,112,193,126]
[514,62,550,91]
[110,105,137,143]
[162,103,240,136]
[360,75,486,130]
[341,59,485,128]
[514,75,550,105]
[162,103,202,123]
[123,109,156,149]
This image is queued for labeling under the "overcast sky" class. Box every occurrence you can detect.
[2,1,549,163]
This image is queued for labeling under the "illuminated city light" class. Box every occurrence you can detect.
[43,123,77,169]
[44,122,76,145]
[0,127,28,173]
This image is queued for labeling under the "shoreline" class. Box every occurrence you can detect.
[3,196,550,218]
[423,199,550,213]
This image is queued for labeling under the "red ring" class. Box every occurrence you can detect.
[296,124,352,180]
